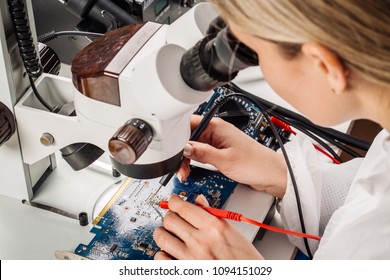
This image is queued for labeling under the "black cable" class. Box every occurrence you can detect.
[8,0,55,112]
[294,120,371,151]
[227,83,371,152]
[218,89,343,162]
[229,83,365,157]
[28,76,54,111]
[283,116,361,158]
[286,118,363,158]
[318,127,371,151]
[38,30,103,44]
[225,92,314,259]
[226,83,360,159]
[285,119,343,162]
[8,0,42,78]
[246,103,344,162]
[284,114,371,152]
[333,140,363,158]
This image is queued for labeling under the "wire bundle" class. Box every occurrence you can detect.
[227,83,370,159]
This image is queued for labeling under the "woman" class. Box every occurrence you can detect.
[153,0,390,259]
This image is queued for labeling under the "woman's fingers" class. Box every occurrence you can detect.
[162,211,196,243]
[167,194,216,229]
[185,141,229,166]
[195,194,209,207]
[177,158,191,182]
[153,226,188,260]
[154,250,173,260]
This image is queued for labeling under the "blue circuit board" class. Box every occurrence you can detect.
[74,166,237,260]
[197,87,291,150]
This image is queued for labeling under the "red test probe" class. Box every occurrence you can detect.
[159,201,321,241]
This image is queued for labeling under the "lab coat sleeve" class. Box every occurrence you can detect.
[277,135,364,256]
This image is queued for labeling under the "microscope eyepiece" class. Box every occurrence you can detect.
[180,17,258,91]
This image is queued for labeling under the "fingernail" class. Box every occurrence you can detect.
[183,143,193,157]
[198,194,209,207]
[176,172,183,183]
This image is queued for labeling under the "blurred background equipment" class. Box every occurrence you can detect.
[33,0,202,63]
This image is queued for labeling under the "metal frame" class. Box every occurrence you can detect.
[0,0,54,200]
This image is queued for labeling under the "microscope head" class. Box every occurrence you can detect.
[71,21,211,178]
[70,5,257,179]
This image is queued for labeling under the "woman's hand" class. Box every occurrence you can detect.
[153,194,264,260]
[178,115,287,199]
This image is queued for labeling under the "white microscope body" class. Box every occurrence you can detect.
[13,3,218,183]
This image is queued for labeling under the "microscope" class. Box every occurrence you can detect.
[0,0,258,200]
[0,1,280,260]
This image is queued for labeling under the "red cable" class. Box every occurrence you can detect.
[313,144,341,164]
[240,217,321,241]
[270,116,296,134]
[160,201,321,241]
[270,116,340,164]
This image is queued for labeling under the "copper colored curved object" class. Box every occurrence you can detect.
[71,22,161,106]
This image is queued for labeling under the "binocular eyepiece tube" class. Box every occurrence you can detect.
[180,17,258,91]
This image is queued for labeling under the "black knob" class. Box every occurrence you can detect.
[78,212,89,227]
[0,102,16,147]
[109,119,153,165]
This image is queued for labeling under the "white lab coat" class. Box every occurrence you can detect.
[279,129,390,259]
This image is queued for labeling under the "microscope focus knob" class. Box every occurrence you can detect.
[0,102,16,147]
[109,119,153,165]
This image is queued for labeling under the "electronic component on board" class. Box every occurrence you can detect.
[198,87,291,151]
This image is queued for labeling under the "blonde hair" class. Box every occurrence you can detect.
[210,0,390,87]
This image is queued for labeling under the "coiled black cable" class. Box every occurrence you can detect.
[8,0,42,77]
[8,0,54,111]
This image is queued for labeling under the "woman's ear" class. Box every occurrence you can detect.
[301,42,349,94]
